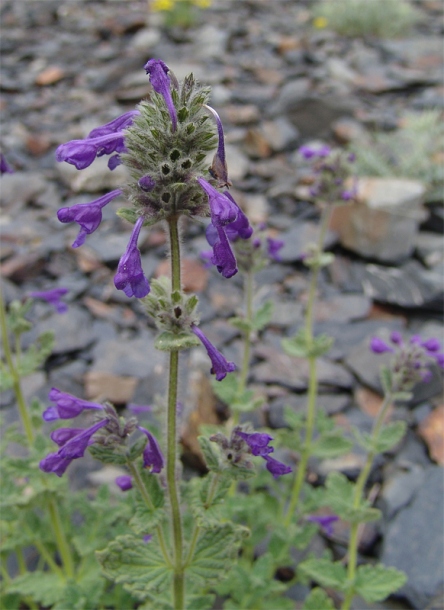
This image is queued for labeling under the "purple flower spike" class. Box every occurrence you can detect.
[114,216,150,298]
[138,427,164,473]
[307,514,339,536]
[115,475,133,491]
[205,104,231,188]
[56,133,126,170]
[236,431,274,457]
[198,178,238,226]
[191,325,236,381]
[0,153,14,174]
[370,337,394,354]
[28,288,68,313]
[57,189,122,248]
[43,388,103,421]
[267,237,284,262]
[264,455,292,478]
[87,110,140,139]
[144,59,177,131]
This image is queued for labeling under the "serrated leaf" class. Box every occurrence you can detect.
[154,331,200,351]
[88,444,127,465]
[198,436,221,472]
[7,572,65,606]
[229,316,252,333]
[212,374,238,405]
[128,436,148,461]
[251,301,273,331]
[355,564,407,602]
[116,208,139,224]
[184,294,199,315]
[373,421,407,453]
[302,587,335,610]
[312,432,353,458]
[282,331,309,358]
[325,472,381,524]
[97,534,173,601]
[130,473,165,534]
[298,557,347,590]
[188,523,248,587]
[17,331,54,377]
[283,406,305,431]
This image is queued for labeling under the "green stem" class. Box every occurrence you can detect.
[167,216,185,610]
[32,537,64,576]
[127,461,172,566]
[236,271,254,409]
[46,498,75,578]
[284,207,332,526]
[341,392,393,610]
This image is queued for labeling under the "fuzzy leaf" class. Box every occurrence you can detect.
[154,331,200,351]
[212,374,238,404]
[312,432,354,458]
[282,330,333,359]
[302,587,335,610]
[88,444,127,465]
[17,331,54,377]
[355,564,407,602]
[379,365,393,394]
[0,364,14,391]
[251,301,273,331]
[198,436,221,472]
[128,435,148,462]
[229,316,252,333]
[96,534,173,601]
[325,472,381,524]
[116,208,139,224]
[298,557,347,590]
[373,421,407,453]
[130,472,165,534]
[7,573,65,606]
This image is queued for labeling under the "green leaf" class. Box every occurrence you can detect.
[229,316,252,333]
[251,301,273,331]
[325,472,381,524]
[17,331,54,377]
[130,473,165,534]
[188,523,249,588]
[312,432,353,458]
[373,421,407,453]
[0,364,14,391]
[355,564,407,602]
[88,444,127,465]
[282,406,305,431]
[128,435,148,461]
[302,587,335,610]
[282,330,333,359]
[198,436,221,472]
[97,534,173,601]
[184,294,199,315]
[379,365,393,394]
[7,573,65,606]
[154,331,200,351]
[298,557,347,590]
[116,208,139,224]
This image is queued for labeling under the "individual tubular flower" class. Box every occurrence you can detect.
[114,216,150,298]
[198,178,238,225]
[210,223,238,278]
[299,144,331,159]
[191,325,236,381]
[370,337,394,354]
[235,431,274,457]
[57,189,122,248]
[40,419,108,477]
[43,388,104,421]
[87,110,140,139]
[0,153,14,174]
[307,514,339,536]
[267,237,284,262]
[138,427,164,473]
[28,288,68,313]
[204,104,231,188]
[264,455,292,478]
[115,475,133,491]
[144,59,178,131]
[55,133,126,170]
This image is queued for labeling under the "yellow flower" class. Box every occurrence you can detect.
[151,0,175,11]
[192,0,211,7]
[313,16,328,29]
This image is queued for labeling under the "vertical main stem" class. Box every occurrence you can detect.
[167,216,185,610]
[233,270,254,427]
[341,392,393,610]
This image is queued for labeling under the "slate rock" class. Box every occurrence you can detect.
[0,172,49,210]
[56,155,129,193]
[380,464,424,520]
[278,221,338,263]
[381,466,444,610]
[268,392,351,429]
[314,293,371,324]
[26,305,95,354]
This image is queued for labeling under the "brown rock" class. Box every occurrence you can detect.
[26,134,51,156]
[155,257,209,293]
[35,66,65,86]
[355,387,393,420]
[222,104,261,125]
[418,405,444,465]
[243,128,272,159]
[84,371,137,405]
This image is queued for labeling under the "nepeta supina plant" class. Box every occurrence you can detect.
[44,58,292,609]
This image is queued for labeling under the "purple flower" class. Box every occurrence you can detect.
[307,514,339,536]
[299,144,331,159]
[50,427,84,446]
[0,153,14,174]
[205,104,230,188]
[370,337,393,354]
[43,388,103,421]
[115,475,133,491]
[267,237,284,262]
[198,178,238,225]
[421,338,441,353]
[57,189,122,248]
[127,404,152,415]
[56,133,126,170]
[108,154,122,171]
[191,325,236,381]
[209,223,238,278]
[144,59,178,131]
[87,110,140,139]
[138,175,156,191]
[143,534,153,543]
[390,331,403,344]
[236,431,274,457]
[40,419,108,477]
[114,216,150,298]
[28,288,68,313]
[264,455,292,478]
[138,427,164,473]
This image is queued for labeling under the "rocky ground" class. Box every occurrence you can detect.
[1,1,443,609]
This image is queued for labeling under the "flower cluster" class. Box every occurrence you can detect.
[300,144,357,203]
[210,427,292,478]
[370,332,444,391]
[39,389,164,477]
[55,59,252,297]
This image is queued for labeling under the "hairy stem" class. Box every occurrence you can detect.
[167,215,185,610]
[233,270,254,426]
[341,392,393,610]
[284,207,332,525]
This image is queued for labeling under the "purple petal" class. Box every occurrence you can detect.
[87,110,140,139]
[267,237,284,262]
[138,175,156,191]
[421,338,441,353]
[115,475,133,491]
[307,514,339,536]
[144,59,177,131]
[236,431,274,457]
[264,455,292,478]
[56,133,126,170]
[370,337,394,354]
[114,216,150,298]
[43,388,103,421]
[50,427,84,446]
[138,427,164,473]
[191,325,236,381]
[28,288,68,313]
[211,224,238,278]
[0,153,14,174]
[58,419,108,459]
[197,178,238,225]
[205,105,230,187]
[39,452,72,477]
